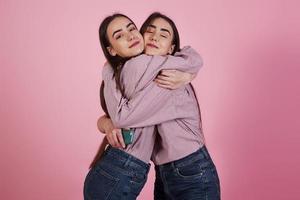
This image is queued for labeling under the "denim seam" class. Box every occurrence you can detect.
[175,167,204,179]
[160,167,173,200]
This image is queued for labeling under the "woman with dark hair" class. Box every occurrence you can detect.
[84,13,203,200]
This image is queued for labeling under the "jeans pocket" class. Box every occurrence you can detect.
[84,166,119,200]
[175,163,205,179]
[131,172,147,184]
[128,172,148,197]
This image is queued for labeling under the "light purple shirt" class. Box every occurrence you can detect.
[102,46,204,164]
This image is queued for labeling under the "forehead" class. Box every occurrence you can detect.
[107,17,132,34]
[149,18,174,35]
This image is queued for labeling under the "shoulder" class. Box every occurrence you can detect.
[122,54,152,75]
[125,54,151,67]
[102,62,114,80]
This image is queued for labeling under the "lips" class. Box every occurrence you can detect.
[146,43,158,49]
[129,41,140,48]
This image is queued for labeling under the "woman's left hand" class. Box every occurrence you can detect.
[97,115,125,148]
[154,69,196,90]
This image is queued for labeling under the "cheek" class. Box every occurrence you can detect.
[159,41,172,52]
[162,39,172,47]
[143,35,149,43]
[137,33,143,40]
[111,40,121,49]
[114,41,129,56]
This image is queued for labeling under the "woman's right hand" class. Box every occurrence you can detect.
[97,115,125,148]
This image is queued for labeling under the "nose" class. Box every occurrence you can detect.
[150,33,158,41]
[127,32,134,41]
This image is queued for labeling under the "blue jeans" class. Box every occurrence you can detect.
[84,146,150,200]
[154,146,220,200]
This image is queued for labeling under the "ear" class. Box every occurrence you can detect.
[168,44,175,54]
[107,46,117,56]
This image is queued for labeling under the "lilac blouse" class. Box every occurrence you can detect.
[102,46,205,164]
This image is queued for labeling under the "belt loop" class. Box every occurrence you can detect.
[171,162,176,170]
[201,146,209,159]
[105,144,110,151]
[146,163,151,174]
[103,145,111,156]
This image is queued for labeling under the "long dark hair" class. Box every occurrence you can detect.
[140,12,180,55]
[99,13,137,96]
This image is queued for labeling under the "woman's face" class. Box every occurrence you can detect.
[106,17,144,58]
[143,18,175,56]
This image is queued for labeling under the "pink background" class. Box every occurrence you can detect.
[1,0,299,199]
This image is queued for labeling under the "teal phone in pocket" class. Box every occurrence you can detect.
[121,128,134,145]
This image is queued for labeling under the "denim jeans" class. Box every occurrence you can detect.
[84,146,150,200]
[154,146,220,200]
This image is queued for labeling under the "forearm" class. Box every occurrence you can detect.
[161,46,203,73]
[155,69,197,90]
[112,83,194,129]
[121,46,202,98]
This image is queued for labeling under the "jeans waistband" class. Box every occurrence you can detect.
[156,145,211,170]
[102,145,150,174]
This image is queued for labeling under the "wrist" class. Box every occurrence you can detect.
[183,73,192,84]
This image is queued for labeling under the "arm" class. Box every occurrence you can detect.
[98,80,126,148]
[112,83,194,128]
[97,114,125,148]
[121,46,202,99]
[149,46,203,74]
[155,69,197,90]
[97,114,113,133]
[110,47,202,128]
[98,80,125,147]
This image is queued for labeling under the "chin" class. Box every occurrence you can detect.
[133,45,143,54]
[145,49,157,56]
[134,49,143,55]
[128,49,143,57]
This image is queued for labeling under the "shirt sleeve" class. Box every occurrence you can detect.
[110,46,202,128]
[112,82,196,128]
[121,46,203,99]
[101,63,123,120]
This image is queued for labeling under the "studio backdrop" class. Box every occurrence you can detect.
[1,0,299,199]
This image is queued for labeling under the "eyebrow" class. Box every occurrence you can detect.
[112,22,135,38]
[147,24,171,35]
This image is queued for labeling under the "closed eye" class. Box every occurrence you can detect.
[129,27,137,31]
[115,34,123,39]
